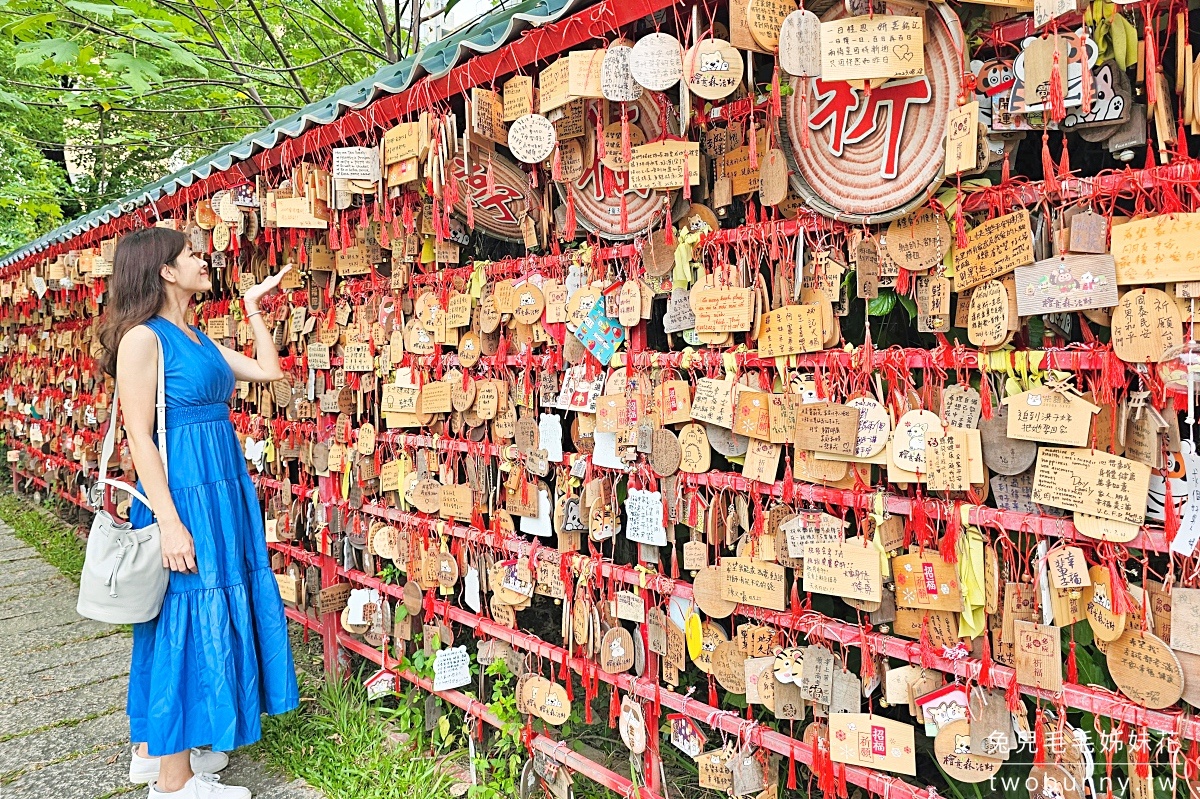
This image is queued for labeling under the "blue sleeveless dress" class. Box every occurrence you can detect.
[127,316,298,756]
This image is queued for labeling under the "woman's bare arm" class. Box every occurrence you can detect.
[212,265,291,384]
[116,325,196,572]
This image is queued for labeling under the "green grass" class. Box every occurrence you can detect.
[0,493,87,580]
[251,673,461,799]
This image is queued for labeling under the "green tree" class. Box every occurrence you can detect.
[0,0,481,246]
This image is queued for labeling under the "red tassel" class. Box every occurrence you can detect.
[1079,34,1094,115]
[940,503,960,564]
[919,618,935,666]
[799,79,811,149]
[1164,466,1180,547]
[664,218,674,246]
[583,663,594,725]
[564,192,577,241]
[1041,132,1061,194]
[979,373,993,420]
[683,156,691,201]
[1047,49,1066,123]
[552,145,563,182]
[954,201,968,250]
[486,156,496,196]
[1005,672,1021,712]
[608,688,620,729]
[787,740,798,790]
[1034,712,1046,765]
[1135,731,1150,778]
[1066,639,1078,684]
[1145,26,1158,105]
[748,119,759,169]
[978,635,994,688]
[620,193,628,234]
[708,674,718,708]
[1001,152,1011,184]
[771,64,782,118]
[1058,134,1071,181]
[783,456,795,503]
[816,738,834,798]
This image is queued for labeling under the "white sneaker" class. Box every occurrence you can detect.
[130,746,230,784]
[148,773,250,798]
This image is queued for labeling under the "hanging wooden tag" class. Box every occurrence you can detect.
[1003,387,1099,446]
[827,713,917,776]
[1013,620,1063,692]
[778,10,822,77]
[1105,629,1184,709]
[1111,288,1183,363]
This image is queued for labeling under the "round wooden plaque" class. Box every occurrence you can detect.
[712,640,747,694]
[706,423,750,458]
[684,39,744,101]
[600,626,636,674]
[893,409,943,473]
[778,10,821,77]
[619,697,647,754]
[933,720,1002,783]
[884,208,951,272]
[538,681,571,725]
[695,565,737,618]
[630,32,684,91]
[512,283,545,325]
[846,394,890,457]
[643,228,676,277]
[967,280,1010,347]
[678,423,713,473]
[556,93,678,239]
[747,0,797,51]
[451,151,538,242]
[507,114,558,164]
[694,621,730,674]
[650,428,682,476]
[552,139,585,182]
[979,405,1038,475]
[1106,629,1184,709]
[780,3,963,222]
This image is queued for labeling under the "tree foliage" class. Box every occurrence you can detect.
[0,0,458,251]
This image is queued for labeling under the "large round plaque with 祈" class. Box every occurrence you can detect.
[779,3,962,222]
[556,93,687,240]
[450,150,540,242]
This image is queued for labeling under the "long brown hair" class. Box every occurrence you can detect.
[96,227,186,377]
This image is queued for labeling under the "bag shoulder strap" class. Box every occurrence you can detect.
[95,327,166,512]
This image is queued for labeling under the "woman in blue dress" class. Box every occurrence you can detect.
[97,227,299,798]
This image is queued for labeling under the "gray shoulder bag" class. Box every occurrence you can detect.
[76,333,170,625]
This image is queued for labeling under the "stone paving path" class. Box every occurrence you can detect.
[0,518,323,799]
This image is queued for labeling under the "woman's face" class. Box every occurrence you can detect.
[163,245,210,294]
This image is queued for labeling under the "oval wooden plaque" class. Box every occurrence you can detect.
[450,150,538,242]
[780,3,963,222]
[1105,629,1184,709]
[556,93,681,240]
